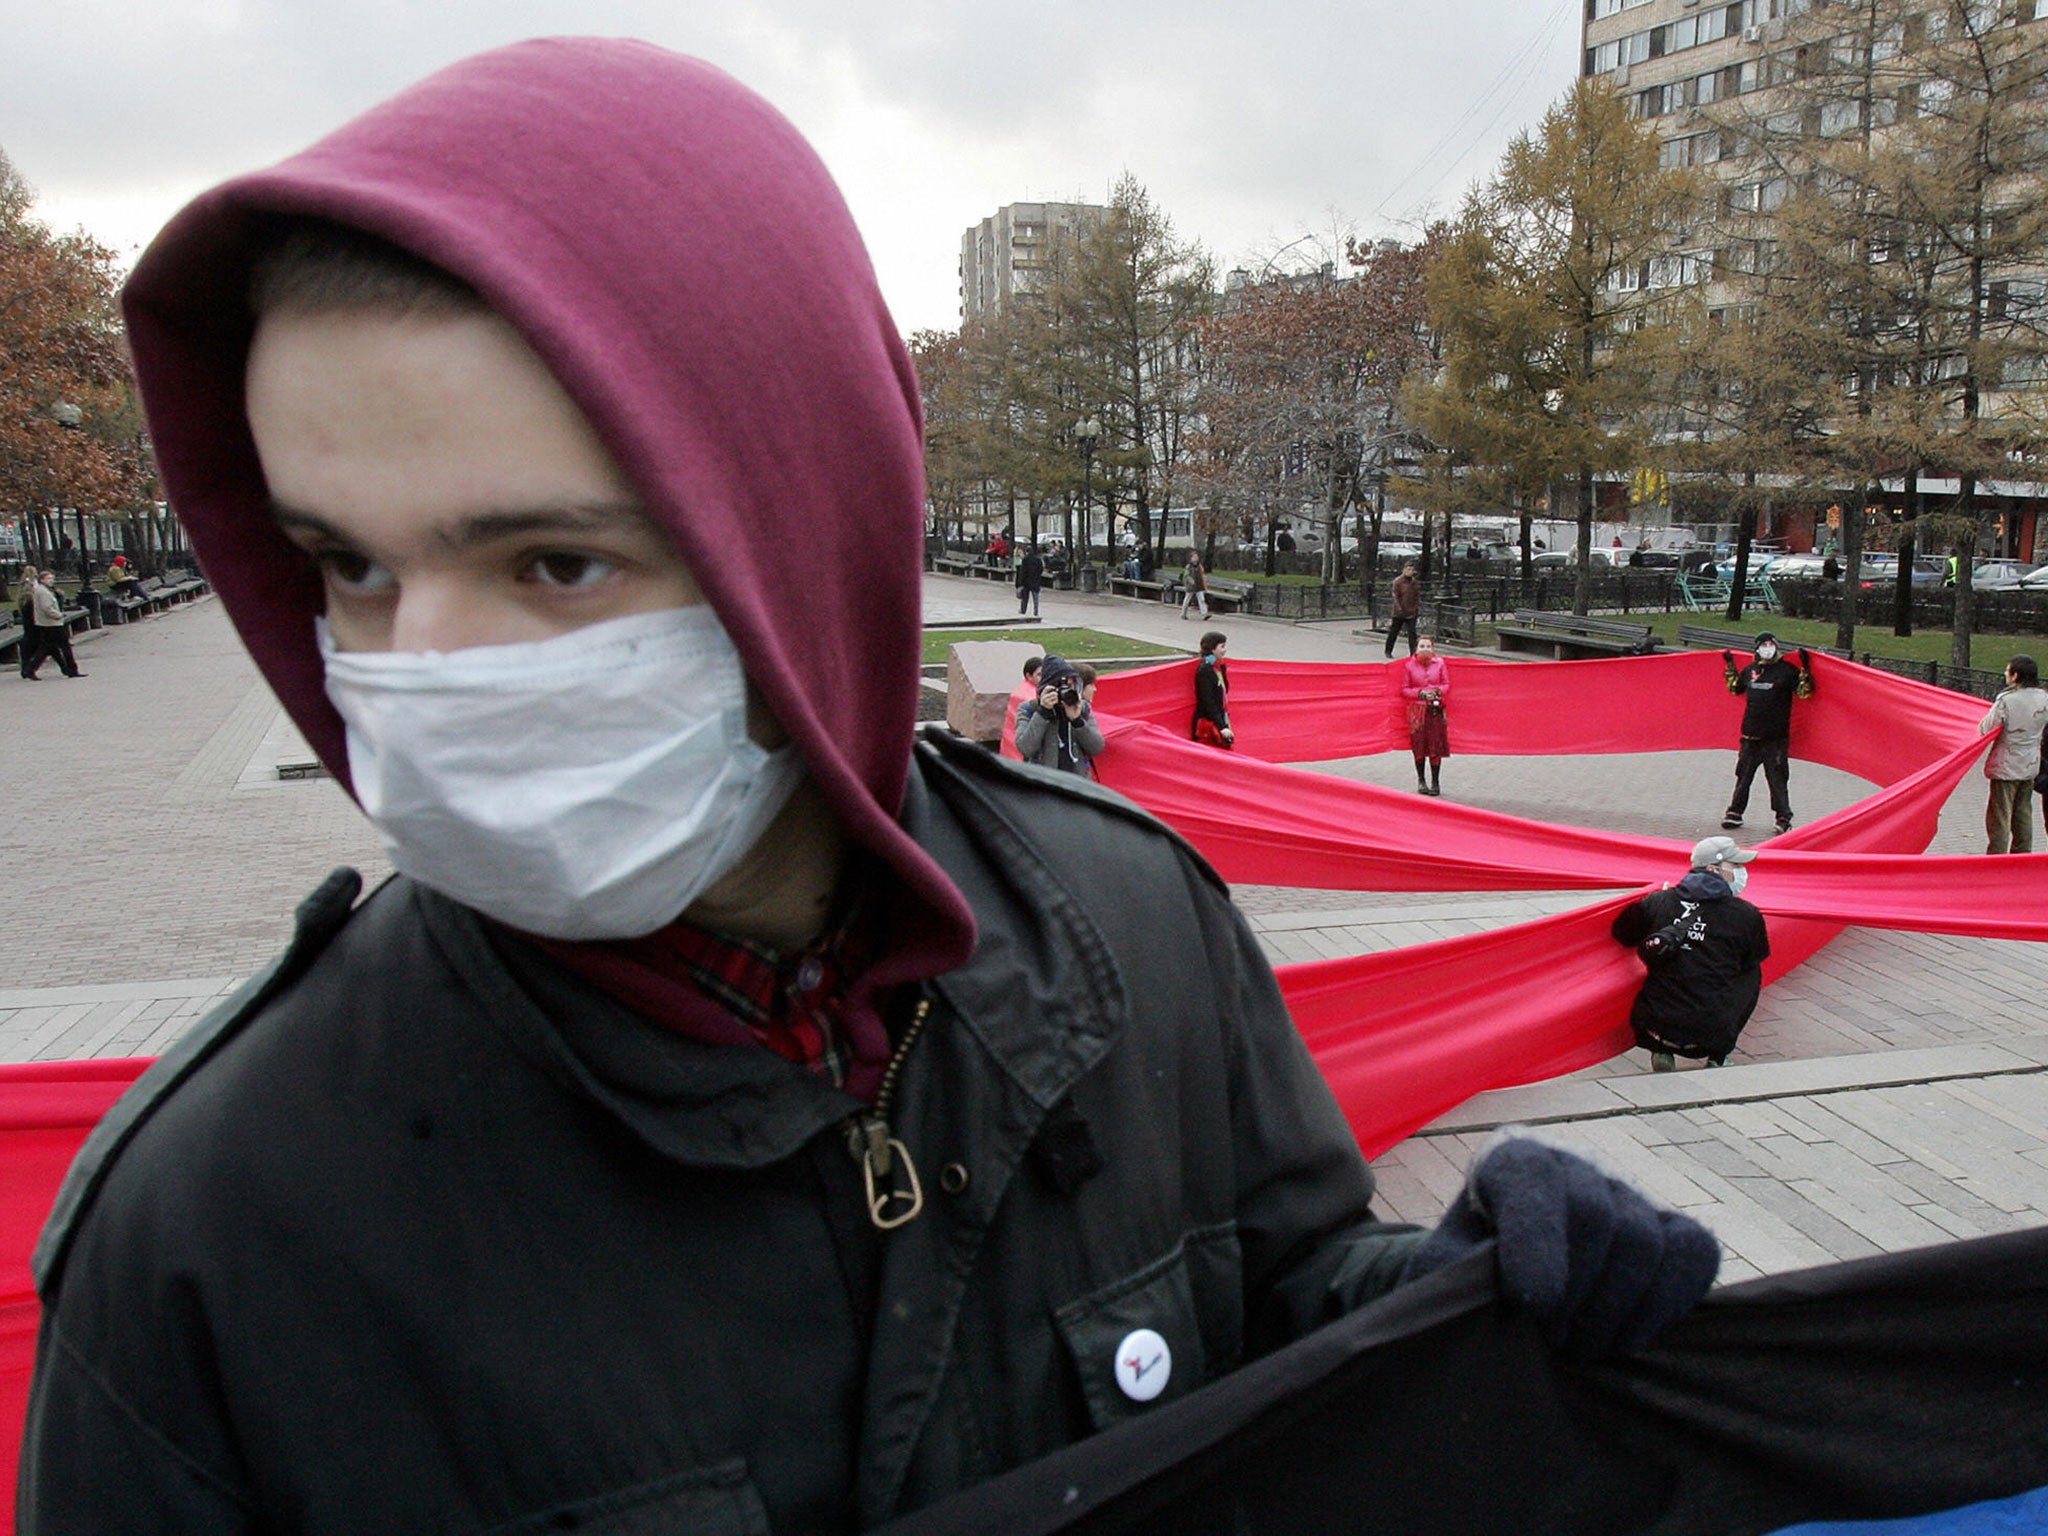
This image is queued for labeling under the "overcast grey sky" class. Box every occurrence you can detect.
[4,0,1580,336]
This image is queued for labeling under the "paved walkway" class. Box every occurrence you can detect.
[4,580,2043,1285]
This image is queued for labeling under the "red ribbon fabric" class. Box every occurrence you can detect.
[0,653,2030,1522]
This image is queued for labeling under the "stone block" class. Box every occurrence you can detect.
[947,640,1042,745]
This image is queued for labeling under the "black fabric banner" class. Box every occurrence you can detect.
[877,1229,2048,1536]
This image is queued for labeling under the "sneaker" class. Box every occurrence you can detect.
[1651,1052,1676,1073]
[1720,814,1743,830]
[1775,817,1793,834]
[1707,1056,1727,1068]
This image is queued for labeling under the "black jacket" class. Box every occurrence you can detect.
[1192,657,1230,738]
[1610,872,1770,1060]
[22,731,1417,1534]
[1729,656,1809,741]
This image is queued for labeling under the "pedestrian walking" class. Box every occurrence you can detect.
[23,569,85,680]
[1181,552,1209,620]
[14,566,41,679]
[1015,543,1043,617]
[1611,836,1770,1072]
[1400,635,1451,796]
[1979,654,2048,854]
[1720,633,1813,834]
[1192,630,1233,747]
[1385,562,1419,658]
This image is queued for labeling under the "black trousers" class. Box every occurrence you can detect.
[1384,613,1418,657]
[1728,734,1790,821]
[26,624,79,678]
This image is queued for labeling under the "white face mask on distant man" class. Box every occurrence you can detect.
[319,606,805,940]
[1756,644,1779,662]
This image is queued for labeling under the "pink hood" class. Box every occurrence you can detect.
[122,38,974,974]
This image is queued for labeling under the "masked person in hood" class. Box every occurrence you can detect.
[1610,837,1771,1072]
[1720,632,1816,835]
[21,41,1719,1535]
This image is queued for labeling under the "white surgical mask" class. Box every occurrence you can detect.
[1723,865,1749,896]
[1756,644,1778,662]
[318,606,805,940]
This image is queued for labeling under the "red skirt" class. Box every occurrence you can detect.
[1406,702,1450,759]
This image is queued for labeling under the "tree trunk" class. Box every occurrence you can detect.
[1834,488,1867,654]
[1951,474,1979,673]
[1724,484,1759,622]
[1572,465,1594,616]
[1892,467,1918,637]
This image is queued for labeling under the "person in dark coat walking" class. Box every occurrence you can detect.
[1016,543,1044,616]
[1720,632,1814,834]
[1385,562,1420,658]
[1611,836,1770,1072]
[22,42,1721,1534]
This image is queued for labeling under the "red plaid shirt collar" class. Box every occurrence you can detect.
[649,906,873,1087]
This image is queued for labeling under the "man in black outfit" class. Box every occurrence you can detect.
[1611,836,1770,1072]
[1720,631,1814,834]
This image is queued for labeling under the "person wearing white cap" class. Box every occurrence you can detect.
[1610,836,1771,1073]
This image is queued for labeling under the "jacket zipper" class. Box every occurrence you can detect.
[846,995,932,1230]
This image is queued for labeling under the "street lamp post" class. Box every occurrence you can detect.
[1076,414,1101,581]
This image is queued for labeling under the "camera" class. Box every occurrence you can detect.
[1056,678,1082,709]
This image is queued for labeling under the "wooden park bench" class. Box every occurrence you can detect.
[1109,574,1168,602]
[1492,609,1658,660]
[1677,624,1851,660]
[931,555,976,578]
[155,569,208,601]
[1204,575,1253,614]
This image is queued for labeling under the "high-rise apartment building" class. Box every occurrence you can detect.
[958,202,1106,325]
[1580,0,2048,561]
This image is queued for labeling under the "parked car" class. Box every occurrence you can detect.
[1979,563,2048,591]
[1758,553,1833,580]
[1531,547,1626,569]
[1857,554,1947,589]
[1963,560,2035,588]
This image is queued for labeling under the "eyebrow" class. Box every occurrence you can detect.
[269,500,653,550]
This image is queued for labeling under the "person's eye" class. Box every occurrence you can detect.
[317,550,395,595]
[526,552,618,589]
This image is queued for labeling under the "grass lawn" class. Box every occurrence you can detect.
[1210,567,1331,588]
[921,627,1186,667]
[1605,610,2042,672]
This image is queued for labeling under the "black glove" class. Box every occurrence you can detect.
[1402,1137,1719,1358]
[1798,648,1812,669]
[1721,651,1734,668]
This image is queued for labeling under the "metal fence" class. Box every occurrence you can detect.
[1852,653,2010,701]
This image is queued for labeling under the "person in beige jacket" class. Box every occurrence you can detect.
[1979,654,2048,853]
[23,569,85,680]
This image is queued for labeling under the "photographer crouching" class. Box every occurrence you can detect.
[1015,654,1104,778]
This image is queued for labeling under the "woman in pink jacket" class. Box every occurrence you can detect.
[1400,635,1451,795]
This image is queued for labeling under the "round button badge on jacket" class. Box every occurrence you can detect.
[1113,1328,1171,1402]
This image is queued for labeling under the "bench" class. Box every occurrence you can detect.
[1492,610,1657,660]
[1204,576,1253,614]
[157,571,208,602]
[0,620,20,663]
[1109,575,1168,602]
[1676,624,1852,660]
[100,583,154,623]
[931,555,976,578]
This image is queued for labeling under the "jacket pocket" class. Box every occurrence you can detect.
[485,1459,771,1535]
[1054,1229,1232,1432]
